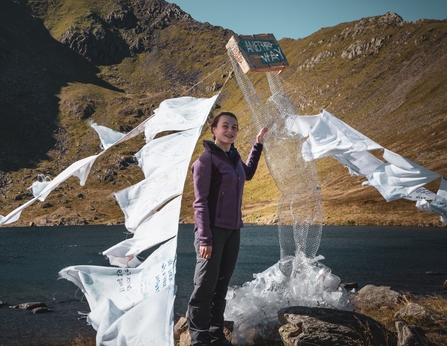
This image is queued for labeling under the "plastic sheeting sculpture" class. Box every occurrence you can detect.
[224,48,352,344]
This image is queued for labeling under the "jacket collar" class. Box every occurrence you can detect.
[203,140,238,162]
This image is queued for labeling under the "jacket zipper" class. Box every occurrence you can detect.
[218,190,225,218]
[234,170,240,228]
[217,148,241,227]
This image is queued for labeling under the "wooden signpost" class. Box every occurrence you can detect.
[226,33,289,73]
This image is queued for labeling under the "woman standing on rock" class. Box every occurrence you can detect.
[187,111,268,346]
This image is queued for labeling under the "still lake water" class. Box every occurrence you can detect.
[0,224,446,345]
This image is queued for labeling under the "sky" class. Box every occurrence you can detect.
[168,0,447,40]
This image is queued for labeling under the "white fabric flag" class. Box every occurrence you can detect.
[90,285,175,346]
[0,197,39,226]
[28,174,51,197]
[0,121,138,226]
[298,110,444,219]
[1,155,98,225]
[59,237,176,317]
[144,95,218,141]
[106,116,152,148]
[103,196,182,268]
[91,123,126,150]
[33,154,99,201]
[333,151,384,176]
[365,149,440,201]
[114,164,187,233]
[302,109,383,161]
[281,114,320,137]
[295,115,321,137]
[0,126,134,225]
[404,186,437,201]
[416,176,447,223]
[135,127,201,179]
[416,199,432,213]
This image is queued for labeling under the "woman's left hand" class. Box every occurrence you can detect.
[256,126,269,144]
[200,245,212,260]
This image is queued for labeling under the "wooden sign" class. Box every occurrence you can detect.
[226,33,289,73]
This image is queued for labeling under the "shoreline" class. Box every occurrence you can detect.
[3,221,447,228]
[1,288,446,346]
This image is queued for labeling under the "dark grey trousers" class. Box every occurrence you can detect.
[187,226,240,346]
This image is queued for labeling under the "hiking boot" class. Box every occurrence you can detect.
[211,339,233,346]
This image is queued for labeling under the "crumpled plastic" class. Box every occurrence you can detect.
[225,251,354,344]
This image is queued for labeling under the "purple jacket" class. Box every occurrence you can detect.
[192,140,263,246]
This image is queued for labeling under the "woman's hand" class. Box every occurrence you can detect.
[200,245,212,260]
[256,126,269,144]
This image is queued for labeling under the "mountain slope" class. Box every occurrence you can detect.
[0,1,446,227]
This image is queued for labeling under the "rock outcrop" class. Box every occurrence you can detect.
[58,0,193,64]
[278,306,397,346]
[353,284,404,311]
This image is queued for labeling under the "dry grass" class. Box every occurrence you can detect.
[360,293,447,345]
[68,334,95,346]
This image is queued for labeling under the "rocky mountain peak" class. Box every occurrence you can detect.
[378,11,404,26]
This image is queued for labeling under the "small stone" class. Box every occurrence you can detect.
[426,271,443,276]
[32,307,53,314]
[10,302,47,310]
[174,317,188,339]
[341,282,358,290]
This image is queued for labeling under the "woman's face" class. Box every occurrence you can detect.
[212,115,238,150]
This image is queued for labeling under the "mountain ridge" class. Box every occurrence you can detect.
[0,0,446,227]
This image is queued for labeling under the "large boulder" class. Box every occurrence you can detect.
[353,285,403,312]
[278,306,397,346]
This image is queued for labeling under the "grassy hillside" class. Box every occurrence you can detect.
[0,1,446,227]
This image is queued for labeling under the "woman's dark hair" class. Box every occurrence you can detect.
[209,111,238,140]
